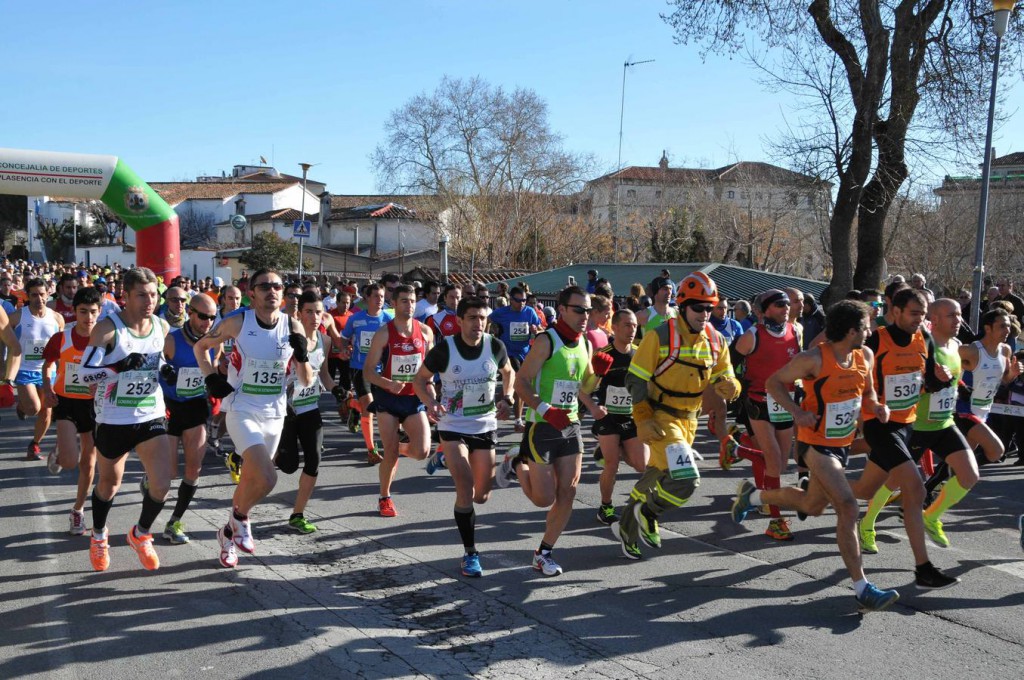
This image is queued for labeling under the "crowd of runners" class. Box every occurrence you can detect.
[3,260,1024,613]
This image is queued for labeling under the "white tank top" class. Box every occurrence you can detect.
[288,332,325,415]
[438,334,499,435]
[224,309,293,418]
[970,340,1006,419]
[17,309,61,373]
[95,313,166,425]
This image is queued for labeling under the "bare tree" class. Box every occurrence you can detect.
[372,76,596,269]
[86,202,127,245]
[177,204,217,248]
[662,1,1023,302]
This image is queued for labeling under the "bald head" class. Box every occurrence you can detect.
[190,293,217,315]
[928,298,962,340]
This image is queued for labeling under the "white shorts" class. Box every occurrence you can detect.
[225,411,284,458]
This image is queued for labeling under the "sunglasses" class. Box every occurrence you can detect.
[190,309,217,321]
[254,282,284,292]
[566,305,592,314]
[772,301,791,308]
[689,304,715,313]
[166,297,187,303]
[511,297,527,303]
[285,293,300,299]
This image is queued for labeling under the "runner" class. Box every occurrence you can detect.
[847,288,960,589]
[10,278,64,460]
[489,286,542,432]
[426,284,462,339]
[612,273,739,560]
[209,284,244,462]
[155,293,218,544]
[193,267,314,568]
[732,289,803,541]
[732,300,901,612]
[635,278,677,335]
[160,286,188,329]
[78,267,174,572]
[41,286,101,535]
[275,290,339,534]
[363,284,434,516]
[340,282,394,463]
[495,285,596,576]
[579,309,648,524]
[49,272,79,323]
[413,296,514,576]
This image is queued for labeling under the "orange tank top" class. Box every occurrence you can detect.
[798,343,868,447]
[861,326,926,424]
[55,327,91,399]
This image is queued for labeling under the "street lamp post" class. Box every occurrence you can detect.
[297,162,312,280]
[970,0,1016,333]
[318,191,331,274]
[613,58,654,263]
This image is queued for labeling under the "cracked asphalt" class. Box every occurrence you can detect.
[2,401,1023,679]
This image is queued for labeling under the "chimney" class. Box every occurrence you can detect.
[659,150,669,170]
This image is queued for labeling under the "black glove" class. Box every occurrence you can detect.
[205,372,235,399]
[113,352,147,373]
[331,385,347,402]
[159,363,178,384]
[957,380,973,402]
[288,332,309,363]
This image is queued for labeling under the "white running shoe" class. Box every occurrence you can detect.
[217,525,238,568]
[69,510,86,536]
[230,514,255,554]
[47,448,61,475]
[532,550,563,577]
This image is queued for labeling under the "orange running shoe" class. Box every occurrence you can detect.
[90,529,110,571]
[378,496,398,517]
[127,526,160,570]
[765,518,794,542]
[719,437,740,471]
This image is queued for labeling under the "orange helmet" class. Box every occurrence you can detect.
[677,272,719,305]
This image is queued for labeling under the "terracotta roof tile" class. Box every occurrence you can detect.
[150,181,300,205]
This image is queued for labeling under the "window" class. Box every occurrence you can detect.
[626,189,637,199]
[727,190,735,199]
[654,190,662,199]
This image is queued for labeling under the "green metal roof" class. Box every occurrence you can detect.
[493,262,827,302]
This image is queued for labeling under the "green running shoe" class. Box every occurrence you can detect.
[858,520,878,554]
[162,520,190,545]
[289,514,318,534]
[923,515,950,548]
[596,503,619,525]
[634,504,661,549]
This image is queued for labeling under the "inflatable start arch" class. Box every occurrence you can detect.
[0,147,180,279]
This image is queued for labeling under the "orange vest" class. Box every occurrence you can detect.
[54,327,91,399]
[862,326,927,424]
[798,343,868,448]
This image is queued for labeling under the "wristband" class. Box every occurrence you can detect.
[536,402,551,416]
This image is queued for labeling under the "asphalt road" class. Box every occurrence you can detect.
[2,402,1023,679]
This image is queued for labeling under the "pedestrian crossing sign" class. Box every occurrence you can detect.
[293,219,312,238]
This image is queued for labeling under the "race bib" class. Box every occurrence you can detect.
[115,370,159,408]
[989,403,1024,417]
[824,397,860,439]
[63,363,90,396]
[552,379,579,408]
[175,367,205,399]
[666,441,700,481]
[27,341,46,361]
[884,372,922,410]
[461,380,496,416]
[766,391,794,424]
[927,385,956,421]
[972,378,999,409]
[390,354,421,383]
[605,385,633,414]
[509,321,530,343]
[242,358,285,395]
[292,381,321,409]
[359,330,374,353]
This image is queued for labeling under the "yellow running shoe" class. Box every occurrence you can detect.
[127,527,160,570]
[225,451,241,484]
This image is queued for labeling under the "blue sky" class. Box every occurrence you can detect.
[2,2,1021,194]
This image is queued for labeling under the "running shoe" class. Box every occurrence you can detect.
[46,447,61,475]
[532,550,563,576]
[596,503,619,525]
[731,480,756,524]
[69,510,86,536]
[425,451,446,476]
[127,527,160,570]
[90,529,110,571]
[634,504,662,549]
[1018,514,1024,551]
[765,517,794,541]
[923,516,950,548]
[858,521,878,554]
[796,475,810,521]
[719,437,740,471]
[461,552,483,578]
[514,418,526,433]
[289,514,317,534]
[366,448,383,465]
[208,438,224,459]
[139,475,150,497]
[225,452,241,484]
[217,525,238,568]
[494,449,519,489]
[914,562,960,590]
[25,441,42,461]
[163,520,190,544]
[228,514,256,553]
[347,409,360,433]
[378,497,398,517]
[593,446,605,469]
[856,584,900,613]
[612,521,642,560]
